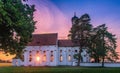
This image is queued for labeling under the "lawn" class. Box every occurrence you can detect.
[0,66,120,73]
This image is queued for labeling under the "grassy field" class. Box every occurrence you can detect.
[0,64,120,73]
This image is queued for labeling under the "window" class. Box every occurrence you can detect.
[29,51,32,62]
[36,56,40,61]
[60,55,63,62]
[51,51,53,54]
[50,51,54,62]
[22,55,24,61]
[43,55,46,62]
[36,51,39,53]
[50,55,54,62]
[36,51,39,55]
[60,50,62,53]
[43,51,45,53]
[15,61,18,65]
[75,50,78,53]
[29,51,32,53]
[43,51,46,56]
[29,55,32,62]
[69,49,71,52]
[36,51,40,61]
[68,55,71,62]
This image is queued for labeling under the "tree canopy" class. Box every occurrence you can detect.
[89,24,118,67]
[69,13,118,67]
[69,14,93,66]
[0,0,36,57]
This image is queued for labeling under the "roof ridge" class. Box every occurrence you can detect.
[58,39,71,41]
[33,33,58,35]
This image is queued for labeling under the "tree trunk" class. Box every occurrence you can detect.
[77,46,82,66]
[95,56,100,63]
[102,56,105,67]
[102,30,105,67]
[77,53,80,66]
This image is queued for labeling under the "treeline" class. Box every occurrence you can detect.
[0,59,11,63]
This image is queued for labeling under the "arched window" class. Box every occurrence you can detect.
[43,51,46,57]
[15,61,18,65]
[68,55,71,62]
[22,55,24,61]
[69,49,71,52]
[60,55,63,62]
[43,51,46,54]
[36,51,39,53]
[60,50,62,53]
[29,51,32,53]
[29,54,32,62]
[36,51,40,61]
[75,50,78,53]
[51,51,53,55]
[29,51,32,62]
[50,55,54,62]
[36,51,39,55]
[43,55,46,62]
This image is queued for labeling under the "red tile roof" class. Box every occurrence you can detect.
[27,33,79,47]
[28,33,58,46]
[58,40,80,47]
[58,40,74,47]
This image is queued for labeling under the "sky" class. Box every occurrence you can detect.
[1,0,120,61]
[27,0,120,52]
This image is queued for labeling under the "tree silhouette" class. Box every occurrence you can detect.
[89,24,118,67]
[69,13,118,67]
[69,13,92,66]
[0,0,36,58]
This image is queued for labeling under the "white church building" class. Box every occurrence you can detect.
[12,33,90,66]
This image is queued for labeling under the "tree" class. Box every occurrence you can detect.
[89,24,118,67]
[69,13,118,67]
[68,13,92,66]
[0,0,36,58]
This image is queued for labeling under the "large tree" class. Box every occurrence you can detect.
[69,13,118,67]
[68,14,92,66]
[89,24,118,67]
[0,0,36,57]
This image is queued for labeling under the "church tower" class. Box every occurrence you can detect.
[71,12,78,25]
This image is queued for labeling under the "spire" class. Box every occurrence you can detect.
[74,12,76,17]
[71,12,78,24]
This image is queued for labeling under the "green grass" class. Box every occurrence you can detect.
[0,66,120,73]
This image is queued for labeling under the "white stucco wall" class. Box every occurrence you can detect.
[12,59,23,66]
[58,47,79,66]
[73,62,120,67]
[13,45,90,66]
[23,45,58,66]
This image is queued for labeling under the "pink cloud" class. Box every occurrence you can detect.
[27,0,71,39]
